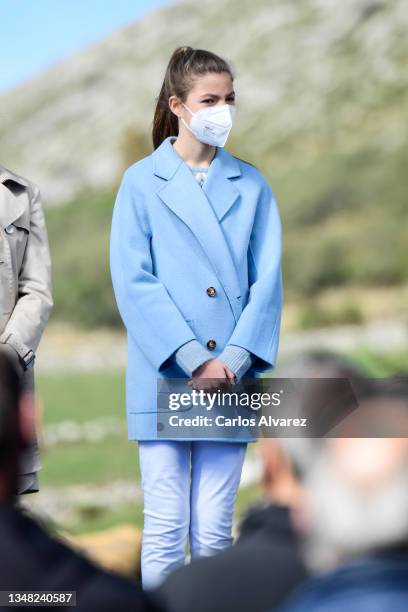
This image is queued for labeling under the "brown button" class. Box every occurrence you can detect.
[207,339,217,350]
[206,286,217,297]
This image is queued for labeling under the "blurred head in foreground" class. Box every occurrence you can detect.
[259,351,408,571]
[301,379,408,571]
[0,348,36,500]
[258,351,408,572]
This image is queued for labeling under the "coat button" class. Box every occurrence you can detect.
[5,224,15,234]
[207,339,217,350]
[206,286,216,297]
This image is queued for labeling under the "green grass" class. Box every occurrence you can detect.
[37,370,137,487]
[66,502,145,535]
[44,188,121,329]
[347,348,408,377]
[64,484,263,536]
[40,437,139,488]
[37,370,126,424]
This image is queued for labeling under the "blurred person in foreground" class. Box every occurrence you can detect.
[278,377,408,612]
[0,165,53,494]
[150,351,369,612]
[0,348,163,612]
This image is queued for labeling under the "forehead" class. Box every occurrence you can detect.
[189,71,233,95]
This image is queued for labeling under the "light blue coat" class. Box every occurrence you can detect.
[109,135,283,441]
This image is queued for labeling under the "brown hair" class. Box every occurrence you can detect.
[152,46,234,150]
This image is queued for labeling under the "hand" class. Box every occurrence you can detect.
[0,342,23,372]
[223,364,237,384]
[187,358,235,391]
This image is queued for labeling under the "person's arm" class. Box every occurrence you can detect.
[0,341,23,372]
[217,345,254,381]
[173,341,254,381]
[0,183,53,370]
[109,170,199,372]
[173,340,214,377]
[226,177,283,373]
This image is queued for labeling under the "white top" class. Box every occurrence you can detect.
[188,166,209,187]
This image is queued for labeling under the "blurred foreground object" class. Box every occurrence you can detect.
[0,347,162,611]
[62,524,142,580]
[279,375,408,612]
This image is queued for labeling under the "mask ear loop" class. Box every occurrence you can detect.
[180,102,193,133]
[180,103,197,135]
[180,116,193,133]
[182,102,194,116]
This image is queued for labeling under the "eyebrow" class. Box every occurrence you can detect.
[200,91,235,98]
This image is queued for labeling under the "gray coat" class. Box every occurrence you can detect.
[0,165,53,478]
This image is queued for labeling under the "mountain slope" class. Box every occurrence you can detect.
[0,0,406,205]
[1,0,407,329]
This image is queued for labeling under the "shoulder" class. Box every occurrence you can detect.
[113,158,154,230]
[114,157,152,215]
[278,561,375,612]
[120,153,154,191]
[231,155,272,193]
[0,165,39,199]
[230,155,280,222]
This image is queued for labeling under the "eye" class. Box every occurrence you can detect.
[201,97,235,104]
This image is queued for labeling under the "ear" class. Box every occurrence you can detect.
[168,95,183,118]
[17,392,36,448]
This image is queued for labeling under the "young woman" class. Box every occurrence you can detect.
[109,46,283,589]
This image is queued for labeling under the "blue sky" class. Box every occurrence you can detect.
[0,0,172,92]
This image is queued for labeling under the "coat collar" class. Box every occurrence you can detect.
[152,136,242,221]
[0,165,30,230]
[152,136,241,180]
[152,136,243,322]
[0,165,30,188]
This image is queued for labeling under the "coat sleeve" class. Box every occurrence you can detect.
[0,183,53,366]
[226,177,283,373]
[109,169,197,372]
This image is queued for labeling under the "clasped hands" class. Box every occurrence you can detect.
[187,358,237,391]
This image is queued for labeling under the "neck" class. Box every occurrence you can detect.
[172,131,216,168]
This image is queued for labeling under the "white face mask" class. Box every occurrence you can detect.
[180,102,236,147]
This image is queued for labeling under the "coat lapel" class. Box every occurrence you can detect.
[153,136,243,322]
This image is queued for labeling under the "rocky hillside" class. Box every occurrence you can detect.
[1,0,406,206]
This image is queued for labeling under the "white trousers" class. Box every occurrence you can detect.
[138,440,248,590]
